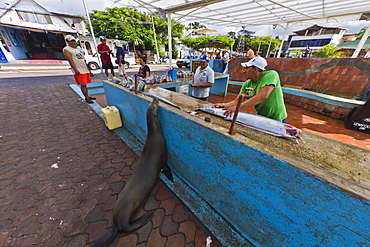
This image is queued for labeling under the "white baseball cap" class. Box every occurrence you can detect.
[113,40,122,47]
[241,56,268,71]
[65,35,76,42]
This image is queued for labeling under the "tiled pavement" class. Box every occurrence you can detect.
[0,83,223,247]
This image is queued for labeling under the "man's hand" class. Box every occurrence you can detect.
[223,106,236,118]
[212,103,225,108]
[75,69,81,75]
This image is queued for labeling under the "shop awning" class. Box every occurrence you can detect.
[0,22,78,34]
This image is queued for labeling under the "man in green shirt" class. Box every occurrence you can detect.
[214,56,287,122]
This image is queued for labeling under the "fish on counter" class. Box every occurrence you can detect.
[141,91,181,110]
[196,107,303,140]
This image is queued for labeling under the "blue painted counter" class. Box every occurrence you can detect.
[103,81,370,246]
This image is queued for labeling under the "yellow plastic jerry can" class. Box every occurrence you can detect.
[101,106,122,130]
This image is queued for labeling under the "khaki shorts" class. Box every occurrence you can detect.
[118,63,126,76]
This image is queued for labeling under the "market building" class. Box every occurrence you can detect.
[0,0,86,63]
[285,24,348,57]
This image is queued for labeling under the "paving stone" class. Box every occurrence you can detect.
[63,219,89,238]
[102,195,117,211]
[173,204,189,223]
[165,233,186,247]
[11,215,40,238]
[160,198,176,215]
[95,189,113,205]
[62,233,89,247]
[155,186,173,201]
[7,233,39,247]
[9,207,38,228]
[136,220,152,243]
[144,195,161,211]
[0,219,12,231]
[119,166,133,176]
[160,215,180,237]
[110,181,125,195]
[0,164,15,174]
[151,208,165,228]
[116,233,138,247]
[85,220,108,243]
[179,221,197,243]
[78,185,98,201]
[101,167,116,179]
[71,171,89,183]
[0,178,15,190]
[147,228,167,247]
[85,204,106,223]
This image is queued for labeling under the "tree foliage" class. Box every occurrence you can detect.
[88,7,184,52]
[180,35,235,50]
[185,22,206,31]
[315,44,344,58]
[356,26,370,40]
[248,36,280,56]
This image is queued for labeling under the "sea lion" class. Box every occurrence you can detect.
[91,97,173,247]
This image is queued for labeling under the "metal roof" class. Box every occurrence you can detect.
[117,0,370,26]
[338,39,370,50]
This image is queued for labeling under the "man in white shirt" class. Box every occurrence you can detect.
[63,35,95,104]
[190,58,214,101]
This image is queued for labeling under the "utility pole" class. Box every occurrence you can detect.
[81,0,100,67]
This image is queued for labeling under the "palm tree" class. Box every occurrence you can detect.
[185,22,207,36]
[185,22,206,31]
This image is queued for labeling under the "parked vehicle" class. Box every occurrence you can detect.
[176,55,199,68]
[85,52,136,70]
[79,37,136,70]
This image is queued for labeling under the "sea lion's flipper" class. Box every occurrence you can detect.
[121,209,155,233]
[90,225,118,247]
[161,164,174,182]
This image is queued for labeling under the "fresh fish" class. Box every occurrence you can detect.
[141,91,181,110]
[196,107,302,140]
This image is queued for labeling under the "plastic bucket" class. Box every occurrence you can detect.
[168,69,177,81]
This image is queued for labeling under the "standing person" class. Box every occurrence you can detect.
[190,58,214,101]
[113,40,126,78]
[76,40,93,76]
[213,56,287,122]
[246,45,255,58]
[223,51,230,64]
[97,36,115,79]
[137,57,150,78]
[63,35,95,104]
[199,50,208,60]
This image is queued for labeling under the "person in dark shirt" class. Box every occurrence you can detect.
[137,57,150,78]
[113,40,126,77]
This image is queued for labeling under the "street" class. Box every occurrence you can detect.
[0,64,177,89]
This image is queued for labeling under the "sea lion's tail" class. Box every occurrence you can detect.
[90,225,118,247]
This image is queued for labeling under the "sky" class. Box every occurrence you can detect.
[3,0,369,39]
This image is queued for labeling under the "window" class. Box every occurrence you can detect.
[16,11,52,24]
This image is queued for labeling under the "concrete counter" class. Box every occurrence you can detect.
[146,72,230,97]
[103,80,370,246]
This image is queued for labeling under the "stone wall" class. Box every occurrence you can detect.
[228,58,370,120]
[228,57,370,96]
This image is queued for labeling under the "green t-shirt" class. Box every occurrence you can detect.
[240,70,287,121]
